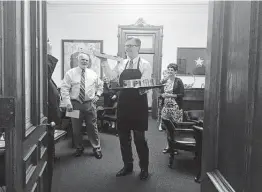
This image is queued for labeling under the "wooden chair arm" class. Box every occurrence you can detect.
[176,128,195,132]
[193,125,203,132]
[174,121,196,127]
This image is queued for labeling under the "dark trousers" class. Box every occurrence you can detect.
[71,100,100,150]
[118,128,149,170]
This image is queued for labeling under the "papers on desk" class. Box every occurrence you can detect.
[66,110,80,119]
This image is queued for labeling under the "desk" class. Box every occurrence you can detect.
[183,88,204,110]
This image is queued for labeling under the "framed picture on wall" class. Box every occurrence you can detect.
[61,39,103,78]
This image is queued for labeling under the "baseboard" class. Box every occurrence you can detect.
[207,170,235,192]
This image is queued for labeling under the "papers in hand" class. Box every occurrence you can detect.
[66,110,80,119]
[0,141,5,149]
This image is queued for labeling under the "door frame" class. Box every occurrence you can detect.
[202,1,259,192]
[1,1,49,191]
[1,1,24,191]
[117,18,163,119]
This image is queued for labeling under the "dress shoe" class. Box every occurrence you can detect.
[162,148,171,154]
[139,169,149,180]
[116,165,133,177]
[162,148,179,155]
[74,147,84,157]
[93,148,103,159]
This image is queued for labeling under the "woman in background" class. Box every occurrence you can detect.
[159,63,184,154]
[157,69,168,131]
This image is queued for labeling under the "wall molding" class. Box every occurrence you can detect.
[47,0,208,6]
[47,3,208,14]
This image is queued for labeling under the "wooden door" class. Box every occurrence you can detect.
[118,18,163,119]
[202,1,262,192]
[0,1,52,192]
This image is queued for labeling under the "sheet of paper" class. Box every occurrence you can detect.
[0,141,5,149]
[66,110,80,119]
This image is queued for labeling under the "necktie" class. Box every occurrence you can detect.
[128,59,133,69]
[79,68,85,103]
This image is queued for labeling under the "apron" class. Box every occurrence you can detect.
[117,58,148,131]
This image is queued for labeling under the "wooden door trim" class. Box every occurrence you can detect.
[202,0,225,189]
[0,2,3,96]
[202,1,259,192]
[243,1,262,191]
[3,1,24,191]
[118,25,163,31]
[42,1,48,117]
[30,1,40,127]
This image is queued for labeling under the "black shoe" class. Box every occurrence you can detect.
[139,169,149,180]
[74,147,84,157]
[116,165,133,177]
[93,148,103,159]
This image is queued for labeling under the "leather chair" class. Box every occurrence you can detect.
[193,125,203,183]
[162,117,197,168]
[99,102,118,136]
[162,110,204,183]
[184,110,204,126]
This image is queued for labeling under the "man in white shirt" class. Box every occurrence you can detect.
[60,53,103,159]
[100,37,152,180]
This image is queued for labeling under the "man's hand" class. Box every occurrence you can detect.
[160,77,168,84]
[66,104,73,112]
[92,95,100,103]
[111,95,117,100]
[139,88,151,95]
[47,40,52,55]
[98,57,108,67]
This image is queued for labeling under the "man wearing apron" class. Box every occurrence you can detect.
[100,37,152,180]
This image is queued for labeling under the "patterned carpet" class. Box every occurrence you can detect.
[52,117,200,192]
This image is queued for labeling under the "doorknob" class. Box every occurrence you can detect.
[49,122,56,128]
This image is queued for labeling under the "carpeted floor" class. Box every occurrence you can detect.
[52,117,200,192]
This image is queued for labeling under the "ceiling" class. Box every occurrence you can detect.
[47,0,209,5]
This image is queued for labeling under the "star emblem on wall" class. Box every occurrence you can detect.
[195,57,204,67]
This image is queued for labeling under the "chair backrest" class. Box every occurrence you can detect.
[96,96,104,107]
[184,110,204,121]
[162,118,175,138]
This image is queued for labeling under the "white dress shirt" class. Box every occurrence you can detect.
[104,55,152,81]
[60,67,103,106]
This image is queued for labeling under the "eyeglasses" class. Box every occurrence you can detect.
[125,45,138,48]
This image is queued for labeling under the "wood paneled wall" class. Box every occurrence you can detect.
[202,1,262,192]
